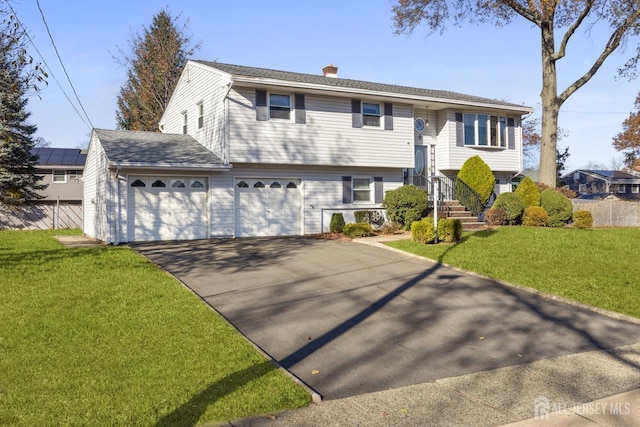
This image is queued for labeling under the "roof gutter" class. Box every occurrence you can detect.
[107,161,232,171]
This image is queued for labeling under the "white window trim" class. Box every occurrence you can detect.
[463,113,509,148]
[578,184,587,194]
[617,184,626,193]
[632,184,640,194]
[197,101,204,129]
[268,93,292,121]
[181,111,188,134]
[352,177,372,203]
[53,170,67,184]
[362,102,382,128]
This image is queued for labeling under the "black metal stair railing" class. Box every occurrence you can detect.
[454,177,485,217]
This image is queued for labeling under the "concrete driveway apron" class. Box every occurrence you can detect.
[132,237,640,400]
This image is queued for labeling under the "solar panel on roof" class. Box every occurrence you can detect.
[47,149,65,164]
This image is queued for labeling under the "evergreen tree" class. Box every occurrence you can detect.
[115,9,199,131]
[0,11,46,207]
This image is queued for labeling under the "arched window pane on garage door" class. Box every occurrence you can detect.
[131,179,146,187]
[151,179,167,188]
[237,181,248,188]
[286,181,298,189]
[191,179,205,188]
[254,181,265,188]
[171,179,186,188]
[270,181,282,188]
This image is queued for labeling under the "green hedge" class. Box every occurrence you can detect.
[343,222,373,237]
[540,188,572,228]
[573,210,593,229]
[514,176,540,207]
[330,213,345,233]
[522,206,548,227]
[493,192,525,225]
[437,218,462,243]
[411,217,436,244]
[456,155,495,207]
[382,185,429,230]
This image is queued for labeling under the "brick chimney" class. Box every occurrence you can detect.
[322,64,338,78]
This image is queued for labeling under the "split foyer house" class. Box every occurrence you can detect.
[83,61,532,243]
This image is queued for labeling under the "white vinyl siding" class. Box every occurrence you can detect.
[210,165,403,236]
[440,110,522,173]
[160,62,229,162]
[227,87,413,168]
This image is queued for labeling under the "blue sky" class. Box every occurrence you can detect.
[9,0,639,171]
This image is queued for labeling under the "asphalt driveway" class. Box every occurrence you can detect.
[132,237,640,400]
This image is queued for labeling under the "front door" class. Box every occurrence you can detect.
[413,145,427,188]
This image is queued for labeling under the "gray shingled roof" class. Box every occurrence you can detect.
[31,148,86,166]
[93,129,225,167]
[195,60,530,110]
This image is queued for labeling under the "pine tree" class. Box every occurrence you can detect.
[0,11,45,207]
[115,9,199,131]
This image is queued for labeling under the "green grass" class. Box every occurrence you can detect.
[387,227,640,318]
[0,230,309,426]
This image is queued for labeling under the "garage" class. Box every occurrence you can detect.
[235,178,301,237]
[128,176,208,241]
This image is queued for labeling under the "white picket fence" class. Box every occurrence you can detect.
[0,202,82,230]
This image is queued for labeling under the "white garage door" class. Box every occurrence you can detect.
[235,178,301,237]
[128,176,207,242]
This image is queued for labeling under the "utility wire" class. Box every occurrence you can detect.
[35,0,94,129]
[3,0,93,131]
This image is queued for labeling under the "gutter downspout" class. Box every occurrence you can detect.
[114,165,121,246]
[223,82,233,165]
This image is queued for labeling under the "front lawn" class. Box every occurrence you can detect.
[387,227,640,318]
[0,230,309,426]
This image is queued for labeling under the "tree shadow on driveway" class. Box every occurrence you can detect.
[135,234,640,423]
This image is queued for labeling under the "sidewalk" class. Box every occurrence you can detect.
[219,343,640,426]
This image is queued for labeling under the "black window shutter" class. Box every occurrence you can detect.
[455,113,464,147]
[294,94,306,124]
[351,100,362,128]
[256,90,268,121]
[342,176,352,203]
[374,177,383,203]
[384,103,393,130]
[507,118,516,149]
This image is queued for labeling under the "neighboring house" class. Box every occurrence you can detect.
[32,147,86,202]
[0,148,86,230]
[84,61,532,243]
[561,169,640,200]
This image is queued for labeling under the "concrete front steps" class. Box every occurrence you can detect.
[442,200,486,231]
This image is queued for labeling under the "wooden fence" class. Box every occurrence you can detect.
[572,199,640,228]
[0,202,82,230]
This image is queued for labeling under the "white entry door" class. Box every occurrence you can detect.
[235,178,301,237]
[128,176,207,242]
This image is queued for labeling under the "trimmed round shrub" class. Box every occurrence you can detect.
[573,210,593,229]
[493,192,525,225]
[522,206,548,227]
[329,213,345,233]
[411,217,436,244]
[437,218,462,243]
[484,207,507,226]
[382,185,429,231]
[456,155,495,207]
[540,188,573,228]
[514,176,540,207]
[343,222,373,238]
